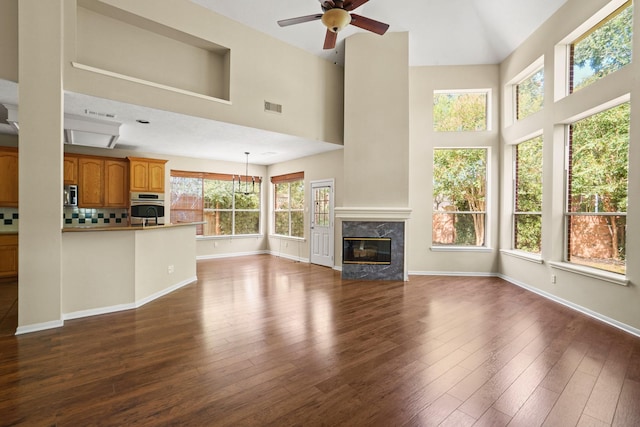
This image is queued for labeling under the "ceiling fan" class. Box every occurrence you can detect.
[277,0,390,50]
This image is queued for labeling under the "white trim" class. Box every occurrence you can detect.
[430,246,493,253]
[15,320,64,335]
[500,249,544,264]
[197,250,268,260]
[63,303,135,321]
[71,62,232,105]
[549,261,629,286]
[267,250,309,263]
[268,234,306,242]
[499,273,640,338]
[333,265,343,272]
[134,276,197,308]
[197,234,262,241]
[335,207,412,220]
[409,271,497,277]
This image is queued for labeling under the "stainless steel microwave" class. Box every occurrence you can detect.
[64,184,78,207]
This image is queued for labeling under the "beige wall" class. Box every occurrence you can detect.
[342,32,410,208]
[267,149,344,262]
[499,0,640,330]
[63,0,344,147]
[408,65,501,274]
[17,0,65,330]
[0,0,18,82]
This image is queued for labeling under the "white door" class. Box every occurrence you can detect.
[310,180,334,267]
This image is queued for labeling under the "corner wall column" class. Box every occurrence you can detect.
[17,0,64,331]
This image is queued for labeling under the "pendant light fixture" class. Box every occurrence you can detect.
[235,152,255,195]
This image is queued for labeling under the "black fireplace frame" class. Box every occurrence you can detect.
[343,237,392,265]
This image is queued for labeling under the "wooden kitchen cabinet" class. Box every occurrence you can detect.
[128,157,167,192]
[64,155,79,185]
[0,234,18,279]
[78,157,104,207]
[0,147,18,207]
[104,159,128,207]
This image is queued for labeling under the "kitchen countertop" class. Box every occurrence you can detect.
[62,222,204,232]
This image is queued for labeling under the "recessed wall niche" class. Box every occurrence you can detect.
[76,0,230,101]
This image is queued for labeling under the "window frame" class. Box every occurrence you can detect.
[170,170,262,238]
[271,172,305,239]
[433,89,492,132]
[512,135,544,254]
[432,147,490,249]
[563,99,630,276]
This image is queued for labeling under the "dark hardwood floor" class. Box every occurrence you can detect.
[1,254,639,426]
[0,279,17,337]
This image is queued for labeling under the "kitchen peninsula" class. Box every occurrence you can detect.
[60,222,199,323]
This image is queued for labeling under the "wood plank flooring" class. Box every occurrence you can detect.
[1,254,639,426]
[0,279,17,337]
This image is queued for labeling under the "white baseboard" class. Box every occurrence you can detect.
[498,273,640,338]
[63,303,135,321]
[197,250,267,260]
[17,276,198,334]
[409,270,498,277]
[135,276,197,308]
[15,319,64,335]
[267,250,309,264]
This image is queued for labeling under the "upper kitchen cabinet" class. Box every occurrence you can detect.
[128,157,167,193]
[78,156,104,207]
[64,155,79,185]
[0,147,18,207]
[104,159,128,208]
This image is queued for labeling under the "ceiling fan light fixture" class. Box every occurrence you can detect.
[321,8,351,32]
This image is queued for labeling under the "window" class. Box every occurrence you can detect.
[570,1,633,93]
[514,136,543,253]
[433,148,487,246]
[516,68,544,120]
[170,170,261,236]
[433,90,489,131]
[566,102,629,274]
[272,172,304,238]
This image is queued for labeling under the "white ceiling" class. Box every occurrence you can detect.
[0,0,568,165]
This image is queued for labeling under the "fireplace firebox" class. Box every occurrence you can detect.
[343,237,391,265]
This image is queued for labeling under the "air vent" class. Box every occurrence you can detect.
[264,101,282,114]
[84,109,116,119]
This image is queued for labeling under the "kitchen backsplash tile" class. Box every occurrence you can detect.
[63,208,128,228]
[0,207,18,232]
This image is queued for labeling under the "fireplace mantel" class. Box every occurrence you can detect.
[335,207,412,221]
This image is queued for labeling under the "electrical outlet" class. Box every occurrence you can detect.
[168,265,175,274]
[551,274,556,284]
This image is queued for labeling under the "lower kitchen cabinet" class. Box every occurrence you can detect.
[0,147,18,207]
[0,234,18,279]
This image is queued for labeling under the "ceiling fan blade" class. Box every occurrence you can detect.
[349,13,390,35]
[323,29,338,49]
[277,14,323,27]
[343,0,369,11]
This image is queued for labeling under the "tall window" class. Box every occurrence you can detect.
[272,172,304,238]
[433,148,487,246]
[516,68,544,120]
[170,171,261,236]
[433,90,489,131]
[570,1,633,93]
[566,102,629,274]
[514,136,543,253]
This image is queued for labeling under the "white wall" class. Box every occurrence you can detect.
[499,0,640,331]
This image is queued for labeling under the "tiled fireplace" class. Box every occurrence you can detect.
[336,207,411,281]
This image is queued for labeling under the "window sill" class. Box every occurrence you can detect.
[269,234,306,242]
[548,261,629,286]
[197,234,262,241]
[500,249,543,264]
[430,246,493,253]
